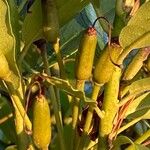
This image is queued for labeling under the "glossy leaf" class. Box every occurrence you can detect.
[123,78,150,96]
[43,74,96,106]
[119,2,150,49]
[125,92,150,118]
[0,0,20,89]
[128,2,150,26]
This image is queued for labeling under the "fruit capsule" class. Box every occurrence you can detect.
[33,94,51,149]
[94,43,122,84]
[123,47,150,80]
[75,27,97,80]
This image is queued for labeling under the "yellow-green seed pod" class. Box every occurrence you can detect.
[100,66,121,137]
[94,43,122,84]
[75,27,97,80]
[41,0,59,43]
[33,94,51,149]
[123,47,150,80]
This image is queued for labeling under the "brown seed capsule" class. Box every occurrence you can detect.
[33,94,51,149]
[75,27,97,80]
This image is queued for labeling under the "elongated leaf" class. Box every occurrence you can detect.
[125,92,150,117]
[124,78,150,96]
[128,2,150,26]
[22,0,43,47]
[118,2,150,64]
[127,144,150,150]
[134,144,149,150]
[119,23,150,50]
[112,136,134,150]
[129,78,150,94]
[56,0,90,26]
[43,74,96,105]
[126,93,150,119]
[0,96,17,143]
[0,0,20,89]
[119,2,150,49]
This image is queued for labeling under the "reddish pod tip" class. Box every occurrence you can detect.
[87,27,97,36]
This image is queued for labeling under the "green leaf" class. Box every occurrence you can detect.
[123,78,150,96]
[0,96,17,144]
[128,2,150,26]
[0,0,20,89]
[112,135,134,150]
[5,145,17,150]
[119,2,150,49]
[43,74,96,106]
[125,93,150,118]
[119,24,150,49]
[22,0,43,47]
[134,144,149,150]
[92,0,116,32]
[56,0,90,26]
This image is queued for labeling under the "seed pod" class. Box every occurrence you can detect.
[123,47,150,80]
[75,27,97,80]
[33,94,51,149]
[41,0,59,43]
[94,43,122,84]
[100,66,121,136]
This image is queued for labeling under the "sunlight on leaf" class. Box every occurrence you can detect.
[119,1,150,49]
[43,74,96,106]
[125,93,150,117]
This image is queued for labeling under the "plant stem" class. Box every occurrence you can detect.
[98,66,121,150]
[53,38,66,79]
[72,80,85,128]
[41,43,66,150]
[13,102,29,150]
[77,82,103,150]
[71,80,85,150]
[0,113,13,124]
[84,83,102,133]
[7,85,31,150]
[7,88,32,131]
[126,129,150,150]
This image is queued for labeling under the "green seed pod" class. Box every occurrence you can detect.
[100,66,121,137]
[33,94,51,149]
[75,27,97,80]
[123,47,150,80]
[94,43,122,84]
[41,0,59,43]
